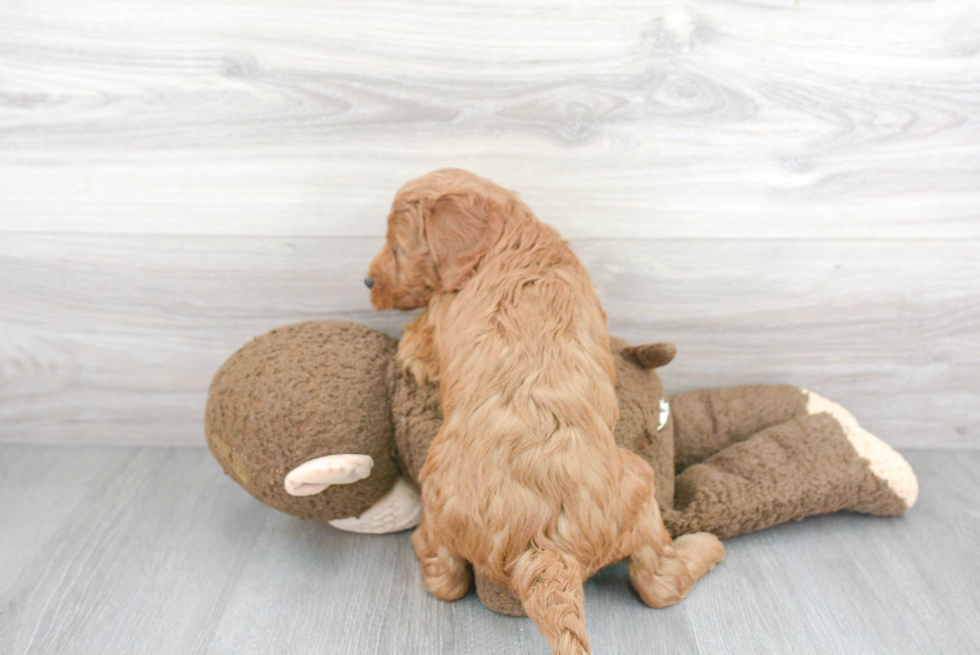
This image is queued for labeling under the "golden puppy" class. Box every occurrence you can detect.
[367,169,724,655]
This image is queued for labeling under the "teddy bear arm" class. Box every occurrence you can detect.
[669,385,810,472]
[663,389,918,539]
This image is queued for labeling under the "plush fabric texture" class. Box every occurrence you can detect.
[390,364,442,489]
[670,414,877,537]
[803,390,919,510]
[670,385,809,473]
[207,321,677,524]
[205,320,918,617]
[206,321,916,533]
[611,338,675,511]
[205,321,399,522]
[475,569,527,617]
[664,388,912,539]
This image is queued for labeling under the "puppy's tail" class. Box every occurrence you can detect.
[512,547,591,655]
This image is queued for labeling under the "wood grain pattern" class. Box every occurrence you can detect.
[1,234,976,448]
[1,0,978,237]
[1,445,977,654]
[1,1,976,450]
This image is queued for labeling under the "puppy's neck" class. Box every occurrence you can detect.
[482,209,578,274]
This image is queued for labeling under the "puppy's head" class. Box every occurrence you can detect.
[367,169,510,310]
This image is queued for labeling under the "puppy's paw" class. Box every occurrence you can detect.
[401,353,439,387]
[674,532,726,580]
[411,528,470,601]
[397,327,440,386]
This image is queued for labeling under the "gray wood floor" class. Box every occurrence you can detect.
[1,445,976,655]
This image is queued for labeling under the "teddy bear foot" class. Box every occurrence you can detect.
[474,568,527,616]
[803,389,919,513]
[328,477,424,534]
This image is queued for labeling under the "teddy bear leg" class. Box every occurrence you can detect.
[411,516,471,601]
[474,568,527,616]
[669,385,811,472]
[667,396,918,539]
[801,390,918,512]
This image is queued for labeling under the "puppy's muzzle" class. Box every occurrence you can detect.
[364,277,374,289]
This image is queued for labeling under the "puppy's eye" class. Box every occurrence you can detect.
[392,247,398,258]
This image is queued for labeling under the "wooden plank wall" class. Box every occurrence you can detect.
[1,0,977,447]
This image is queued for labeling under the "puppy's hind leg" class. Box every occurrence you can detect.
[411,516,470,601]
[628,496,725,609]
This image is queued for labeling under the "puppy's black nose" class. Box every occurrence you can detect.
[364,277,374,289]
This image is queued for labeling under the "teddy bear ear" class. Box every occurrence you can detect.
[283,454,374,496]
[620,342,677,370]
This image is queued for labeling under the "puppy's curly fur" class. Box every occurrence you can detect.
[368,169,724,655]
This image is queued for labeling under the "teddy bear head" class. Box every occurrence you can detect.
[206,321,678,524]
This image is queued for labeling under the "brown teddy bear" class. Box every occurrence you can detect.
[205,320,917,615]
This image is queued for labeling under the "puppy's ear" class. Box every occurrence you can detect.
[424,193,505,291]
